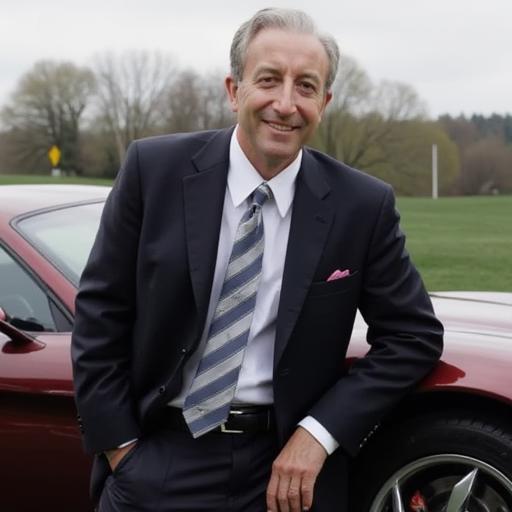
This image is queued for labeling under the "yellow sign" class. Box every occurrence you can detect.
[48,145,61,167]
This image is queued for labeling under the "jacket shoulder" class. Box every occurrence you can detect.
[120,128,232,186]
[134,129,224,157]
[304,146,392,197]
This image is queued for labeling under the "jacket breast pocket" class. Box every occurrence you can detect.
[307,271,360,298]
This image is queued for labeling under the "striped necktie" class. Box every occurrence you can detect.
[183,182,272,437]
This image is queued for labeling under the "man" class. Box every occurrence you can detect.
[72,7,443,512]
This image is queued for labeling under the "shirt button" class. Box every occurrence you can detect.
[181,348,187,354]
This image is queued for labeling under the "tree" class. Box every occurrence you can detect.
[93,51,175,169]
[438,114,479,151]
[439,114,512,195]
[309,55,460,195]
[312,56,428,171]
[1,60,95,174]
[163,69,233,133]
[459,138,512,194]
[368,120,460,196]
[313,56,372,161]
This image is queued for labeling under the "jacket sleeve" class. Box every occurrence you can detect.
[71,142,143,454]
[308,185,444,456]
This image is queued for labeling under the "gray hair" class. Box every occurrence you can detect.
[230,8,340,90]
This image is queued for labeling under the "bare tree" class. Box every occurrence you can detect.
[439,114,480,151]
[315,56,372,159]
[93,51,175,166]
[200,70,235,129]
[459,138,512,194]
[440,115,512,195]
[373,81,427,121]
[163,69,203,133]
[163,69,233,133]
[308,56,462,195]
[1,60,95,173]
[313,56,427,171]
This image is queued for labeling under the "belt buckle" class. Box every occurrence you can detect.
[220,409,244,434]
[220,423,244,434]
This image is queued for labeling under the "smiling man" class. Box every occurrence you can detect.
[225,27,332,179]
[72,8,443,512]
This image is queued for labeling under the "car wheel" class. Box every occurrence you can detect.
[351,411,512,512]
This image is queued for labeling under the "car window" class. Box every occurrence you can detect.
[0,246,56,332]
[16,202,103,286]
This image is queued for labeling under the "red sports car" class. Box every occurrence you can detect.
[0,185,511,512]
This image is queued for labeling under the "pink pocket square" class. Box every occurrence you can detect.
[326,269,351,282]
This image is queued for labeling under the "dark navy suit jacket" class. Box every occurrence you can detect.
[71,127,443,505]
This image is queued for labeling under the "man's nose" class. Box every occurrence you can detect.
[273,83,297,117]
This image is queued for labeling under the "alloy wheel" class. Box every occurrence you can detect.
[369,454,512,512]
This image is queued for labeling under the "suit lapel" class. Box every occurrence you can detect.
[183,128,233,335]
[274,149,334,370]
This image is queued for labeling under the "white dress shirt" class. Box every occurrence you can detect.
[171,127,338,454]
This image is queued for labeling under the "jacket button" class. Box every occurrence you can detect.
[159,386,166,394]
[181,348,187,354]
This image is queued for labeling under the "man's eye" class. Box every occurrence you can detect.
[259,76,276,86]
[299,82,316,93]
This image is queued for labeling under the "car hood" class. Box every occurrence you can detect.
[347,292,512,400]
[353,292,512,342]
[350,291,512,356]
[430,291,512,340]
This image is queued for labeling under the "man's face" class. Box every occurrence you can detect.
[225,28,332,178]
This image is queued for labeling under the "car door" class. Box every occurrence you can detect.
[0,244,92,512]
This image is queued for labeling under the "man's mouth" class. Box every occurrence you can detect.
[264,121,298,132]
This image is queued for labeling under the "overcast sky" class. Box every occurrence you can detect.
[1,0,510,118]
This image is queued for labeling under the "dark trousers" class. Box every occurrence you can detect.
[98,427,279,512]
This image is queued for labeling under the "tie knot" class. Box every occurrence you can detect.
[251,183,272,209]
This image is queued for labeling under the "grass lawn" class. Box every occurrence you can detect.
[0,174,112,186]
[397,196,512,292]
[1,175,510,292]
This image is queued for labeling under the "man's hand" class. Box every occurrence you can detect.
[266,427,327,512]
[104,440,137,472]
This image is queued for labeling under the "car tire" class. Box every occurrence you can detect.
[350,410,512,511]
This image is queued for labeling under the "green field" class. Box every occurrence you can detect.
[0,174,112,186]
[1,176,510,292]
[397,196,511,292]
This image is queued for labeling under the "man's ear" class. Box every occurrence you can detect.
[317,89,333,122]
[225,76,239,113]
[322,90,333,115]
[325,90,333,108]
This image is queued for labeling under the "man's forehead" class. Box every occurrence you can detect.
[251,63,323,83]
[243,28,329,78]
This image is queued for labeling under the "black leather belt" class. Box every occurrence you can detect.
[162,406,276,435]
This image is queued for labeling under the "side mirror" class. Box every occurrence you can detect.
[0,306,40,345]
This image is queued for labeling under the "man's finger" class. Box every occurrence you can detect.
[268,428,328,511]
[300,472,316,511]
[277,473,291,512]
[288,474,302,512]
[266,471,280,512]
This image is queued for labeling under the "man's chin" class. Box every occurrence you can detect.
[259,145,301,174]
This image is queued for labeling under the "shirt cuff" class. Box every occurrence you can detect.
[117,438,138,449]
[298,416,339,455]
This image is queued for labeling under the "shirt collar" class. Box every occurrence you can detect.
[227,125,301,218]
